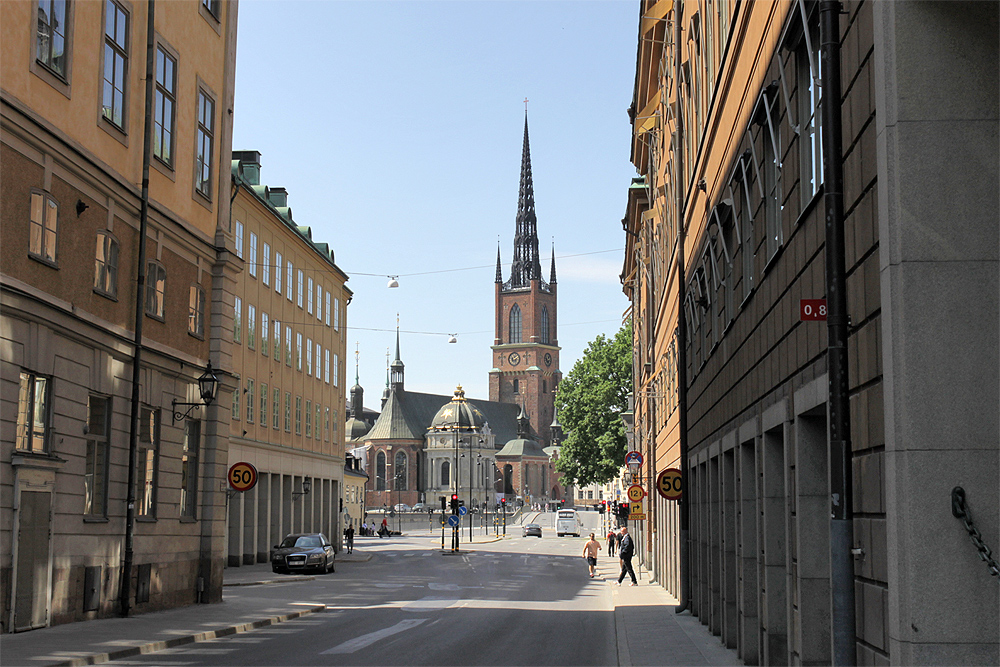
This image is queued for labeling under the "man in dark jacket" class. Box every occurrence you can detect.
[617,526,638,586]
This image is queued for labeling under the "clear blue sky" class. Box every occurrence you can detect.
[233,0,638,405]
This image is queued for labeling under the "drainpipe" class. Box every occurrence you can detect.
[673,0,691,615]
[820,2,857,664]
[121,0,156,619]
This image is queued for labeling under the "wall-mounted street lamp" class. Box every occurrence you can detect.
[292,477,312,501]
[171,362,219,423]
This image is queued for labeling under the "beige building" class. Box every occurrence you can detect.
[1,0,239,630]
[224,151,350,566]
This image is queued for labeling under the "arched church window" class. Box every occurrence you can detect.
[441,460,450,487]
[509,304,522,344]
[513,378,519,394]
[376,451,386,491]
[540,306,550,344]
[394,450,407,491]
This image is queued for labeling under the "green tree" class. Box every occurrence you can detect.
[554,320,632,486]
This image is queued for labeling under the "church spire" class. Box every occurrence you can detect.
[495,244,503,283]
[549,244,557,284]
[390,318,404,391]
[509,112,541,288]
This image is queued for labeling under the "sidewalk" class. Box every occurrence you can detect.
[600,559,742,667]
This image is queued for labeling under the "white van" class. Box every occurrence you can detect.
[556,509,583,537]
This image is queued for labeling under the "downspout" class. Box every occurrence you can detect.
[121,0,156,619]
[674,0,691,615]
[820,2,857,664]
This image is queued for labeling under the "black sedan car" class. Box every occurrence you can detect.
[271,533,336,574]
[523,523,542,538]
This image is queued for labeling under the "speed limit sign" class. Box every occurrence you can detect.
[229,462,258,492]
[656,468,683,501]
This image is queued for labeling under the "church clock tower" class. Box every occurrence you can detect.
[489,113,561,446]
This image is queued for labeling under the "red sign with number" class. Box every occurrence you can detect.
[800,299,828,321]
[229,462,258,492]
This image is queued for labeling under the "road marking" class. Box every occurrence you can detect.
[320,619,428,654]
[402,596,458,612]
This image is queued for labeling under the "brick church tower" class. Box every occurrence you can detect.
[489,114,561,446]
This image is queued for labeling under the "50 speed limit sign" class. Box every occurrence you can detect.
[229,462,258,492]
[656,468,683,501]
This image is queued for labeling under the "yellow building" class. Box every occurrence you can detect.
[1,0,239,629]
[224,151,351,565]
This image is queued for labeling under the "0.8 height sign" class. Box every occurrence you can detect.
[800,299,828,321]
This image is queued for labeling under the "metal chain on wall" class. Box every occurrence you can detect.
[951,486,1000,577]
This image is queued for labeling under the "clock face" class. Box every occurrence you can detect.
[544,353,552,367]
[508,352,521,366]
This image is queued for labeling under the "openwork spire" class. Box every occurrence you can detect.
[495,244,503,283]
[550,244,557,284]
[509,113,541,288]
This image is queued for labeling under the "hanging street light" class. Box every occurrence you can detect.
[171,362,219,422]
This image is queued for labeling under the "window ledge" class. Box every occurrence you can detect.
[188,331,205,341]
[11,451,66,469]
[84,516,110,523]
[180,516,198,523]
[145,312,165,323]
[29,253,59,270]
[136,517,158,523]
[93,288,118,302]
[762,244,785,277]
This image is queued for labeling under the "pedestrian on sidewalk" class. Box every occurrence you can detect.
[617,526,638,586]
[345,524,355,553]
[582,533,601,578]
[606,528,617,556]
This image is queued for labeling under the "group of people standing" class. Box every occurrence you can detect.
[582,526,637,586]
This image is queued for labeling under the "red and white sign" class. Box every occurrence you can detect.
[800,299,828,321]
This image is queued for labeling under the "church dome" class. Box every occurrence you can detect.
[345,416,370,441]
[429,386,487,432]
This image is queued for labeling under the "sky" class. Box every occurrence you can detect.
[232,0,638,404]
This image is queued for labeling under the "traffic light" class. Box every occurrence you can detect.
[450,493,459,514]
[619,502,629,519]
[598,501,605,514]
[500,498,506,510]
[440,496,446,512]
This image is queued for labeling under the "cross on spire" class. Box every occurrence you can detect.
[523,97,529,112]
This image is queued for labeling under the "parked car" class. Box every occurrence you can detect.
[271,533,335,574]
[523,523,542,538]
[411,502,430,512]
[393,503,412,513]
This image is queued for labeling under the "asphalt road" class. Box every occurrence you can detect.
[115,514,617,666]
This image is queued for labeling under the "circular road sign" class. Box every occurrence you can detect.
[458,506,468,516]
[627,484,646,502]
[228,462,258,492]
[624,450,644,466]
[657,468,683,501]
[447,515,460,527]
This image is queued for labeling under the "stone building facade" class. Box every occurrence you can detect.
[622,1,997,665]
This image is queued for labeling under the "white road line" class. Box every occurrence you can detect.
[319,619,428,654]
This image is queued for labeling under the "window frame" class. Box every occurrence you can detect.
[94,230,120,299]
[16,370,51,453]
[85,394,111,518]
[188,283,205,338]
[295,396,302,435]
[29,190,59,266]
[136,406,159,519]
[260,382,268,427]
[284,391,291,432]
[261,312,269,356]
[307,277,314,314]
[245,377,254,423]
[180,419,199,519]
[509,304,522,344]
[262,242,271,285]
[247,303,256,350]
[193,84,216,202]
[274,251,282,293]
[234,220,244,258]
[144,261,166,320]
[32,0,75,94]
[248,232,258,278]
[272,387,280,430]
[100,0,130,134]
[233,296,242,344]
[153,41,177,170]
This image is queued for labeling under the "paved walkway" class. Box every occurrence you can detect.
[1,539,740,667]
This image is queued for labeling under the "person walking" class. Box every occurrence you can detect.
[606,528,617,556]
[345,524,355,553]
[617,526,638,586]
[582,533,601,578]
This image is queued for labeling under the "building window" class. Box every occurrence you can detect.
[274,251,282,293]
[36,0,68,78]
[234,296,242,344]
[246,378,254,423]
[736,170,754,300]
[85,395,111,517]
[315,343,321,382]
[145,261,166,318]
[513,378,519,394]
[261,312,269,356]
[324,406,330,441]
[154,45,176,166]
[285,326,292,366]
[509,304,522,343]
[286,260,293,301]
[284,391,291,432]
[234,221,244,258]
[307,277,314,314]
[440,460,450,488]
[260,382,268,426]
[262,243,270,285]
[273,319,281,361]
[324,349,330,384]
[315,404,322,440]
[136,406,159,518]
[201,0,220,18]
[295,396,302,435]
[188,284,205,336]
[327,294,333,327]
[316,285,323,321]
[305,399,312,438]
[297,269,304,308]
[394,451,407,491]
[248,232,257,277]
[798,16,823,205]
[376,451,387,491]
[29,191,59,264]
[542,380,547,394]
[273,388,280,430]
[232,378,240,421]
[296,332,303,371]
[94,231,119,297]
[195,89,214,199]
[247,304,256,350]
[180,420,199,518]
[306,337,313,376]
[333,354,339,387]
[540,306,550,344]
[101,0,128,129]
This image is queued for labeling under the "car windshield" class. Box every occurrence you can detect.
[527,524,540,528]
[281,535,322,548]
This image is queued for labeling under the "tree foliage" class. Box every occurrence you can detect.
[554,320,632,487]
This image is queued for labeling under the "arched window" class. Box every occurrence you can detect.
[540,306,550,344]
[503,464,514,495]
[376,451,386,491]
[440,460,450,487]
[509,304,521,344]
[394,451,407,491]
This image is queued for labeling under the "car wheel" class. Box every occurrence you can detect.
[327,556,336,573]
[272,567,280,574]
